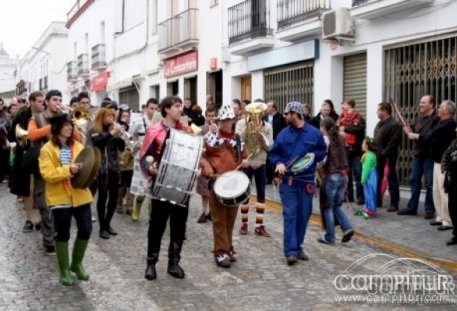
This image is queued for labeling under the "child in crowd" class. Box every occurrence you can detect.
[360,137,378,218]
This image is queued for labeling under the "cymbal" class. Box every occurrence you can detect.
[71,147,95,189]
[80,146,101,189]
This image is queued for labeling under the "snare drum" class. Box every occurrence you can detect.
[151,129,203,206]
[213,171,250,207]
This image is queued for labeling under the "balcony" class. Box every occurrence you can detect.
[228,0,274,55]
[67,61,78,82]
[77,53,90,78]
[351,0,434,19]
[91,44,107,71]
[158,8,199,54]
[276,0,329,42]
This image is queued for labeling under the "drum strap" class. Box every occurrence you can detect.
[235,134,241,164]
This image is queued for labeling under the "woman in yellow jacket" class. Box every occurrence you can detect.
[38,114,93,286]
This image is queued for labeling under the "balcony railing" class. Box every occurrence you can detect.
[352,0,370,6]
[158,8,198,52]
[228,0,272,46]
[277,0,329,30]
[77,53,89,77]
[67,61,78,82]
[91,43,107,71]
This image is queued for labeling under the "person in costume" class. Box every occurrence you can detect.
[269,102,327,265]
[200,103,249,268]
[360,138,378,218]
[235,100,273,237]
[38,114,93,286]
[140,96,193,280]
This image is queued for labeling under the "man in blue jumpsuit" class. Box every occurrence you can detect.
[269,102,327,265]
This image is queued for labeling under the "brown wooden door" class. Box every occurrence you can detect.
[241,75,251,101]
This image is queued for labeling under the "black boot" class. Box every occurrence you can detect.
[145,253,159,280]
[167,240,185,279]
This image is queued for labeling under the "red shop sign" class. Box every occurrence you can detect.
[164,51,198,78]
[91,71,110,92]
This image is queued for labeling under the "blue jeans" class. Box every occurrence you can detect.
[245,165,266,202]
[323,173,353,243]
[346,149,364,202]
[406,155,435,214]
[279,183,313,257]
[52,204,92,242]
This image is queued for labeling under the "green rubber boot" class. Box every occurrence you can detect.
[55,241,75,286]
[70,239,90,281]
[132,198,143,221]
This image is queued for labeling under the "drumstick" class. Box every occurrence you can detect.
[389,98,408,128]
[235,153,252,171]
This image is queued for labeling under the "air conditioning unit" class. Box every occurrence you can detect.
[322,7,355,41]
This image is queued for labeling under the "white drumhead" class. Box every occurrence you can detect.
[214,171,250,199]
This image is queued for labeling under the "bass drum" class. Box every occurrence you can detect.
[213,170,250,207]
[151,128,203,206]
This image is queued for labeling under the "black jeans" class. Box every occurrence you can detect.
[97,171,119,232]
[147,198,188,261]
[52,204,92,242]
[346,148,364,202]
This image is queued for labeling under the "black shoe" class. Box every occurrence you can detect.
[44,246,56,256]
[286,255,298,265]
[22,220,33,233]
[167,262,185,279]
[34,222,41,231]
[446,238,457,246]
[424,212,434,220]
[430,221,442,226]
[317,238,335,245]
[297,251,309,261]
[100,230,110,239]
[357,197,365,205]
[437,225,453,231]
[342,230,354,243]
[206,212,212,221]
[387,206,398,212]
[107,226,118,236]
[145,264,157,280]
[197,213,207,224]
[397,208,417,216]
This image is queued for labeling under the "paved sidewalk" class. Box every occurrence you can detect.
[263,184,457,263]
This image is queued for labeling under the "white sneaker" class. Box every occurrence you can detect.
[91,215,96,222]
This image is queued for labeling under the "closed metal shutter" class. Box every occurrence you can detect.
[384,34,457,186]
[343,53,367,119]
[119,85,139,111]
[264,61,314,114]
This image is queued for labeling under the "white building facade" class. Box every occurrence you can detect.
[0,44,18,101]
[16,22,68,102]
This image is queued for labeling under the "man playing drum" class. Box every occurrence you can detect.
[269,102,327,265]
[140,96,193,280]
[201,103,249,268]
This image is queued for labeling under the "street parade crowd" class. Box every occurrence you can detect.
[0,90,456,286]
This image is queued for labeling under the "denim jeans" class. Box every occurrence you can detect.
[346,149,364,202]
[245,164,266,202]
[52,204,92,242]
[323,173,353,243]
[279,183,313,257]
[406,155,435,214]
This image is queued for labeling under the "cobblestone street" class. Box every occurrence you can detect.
[0,182,456,311]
